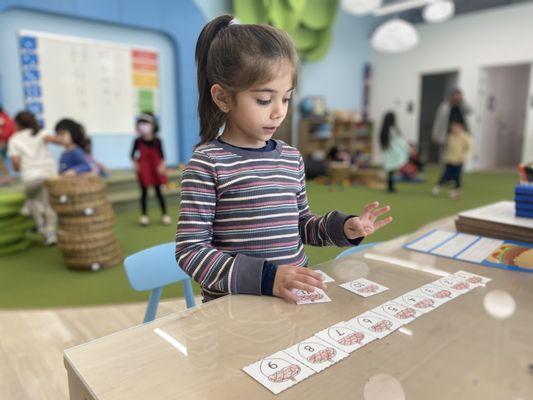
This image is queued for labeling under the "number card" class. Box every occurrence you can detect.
[392,292,438,314]
[314,321,377,353]
[339,278,389,298]
[346,311,401,339]
[433,275,474,294]
[283,336,349,373]
[293,288,332,304]
[314,269,335,283]
[417,283,460,304]
[372,301,422,325]
[243,351,314,394]
[451,270,492,287]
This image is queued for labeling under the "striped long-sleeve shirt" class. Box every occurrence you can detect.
[175,139,360,301]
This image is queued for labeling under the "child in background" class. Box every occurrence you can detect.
[130,112,170,226]
[379,111,409,193]
[54,119,93,176]
[83,137,107,177]
[8,111,58,245]
[175,15,393,303]
[0,105,16,180]
[432,121,472,199]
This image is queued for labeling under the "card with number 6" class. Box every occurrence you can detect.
[243,351,314,394]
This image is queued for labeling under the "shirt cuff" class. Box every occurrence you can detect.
[326,211,363,247]
[261,261,278,296]
[230,253,266,295]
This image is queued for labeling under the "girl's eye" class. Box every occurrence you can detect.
[257,99,271,105]
[283,98,291,103]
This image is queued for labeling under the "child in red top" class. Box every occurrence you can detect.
[0,105,16,178]
[130,113,170,226]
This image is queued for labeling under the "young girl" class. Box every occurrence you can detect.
[432,121,472,199]
[379,111,409,193]
[130,112,171,226]
[175,15,393,303]
[8,111,58,245]
[55,118,93,176]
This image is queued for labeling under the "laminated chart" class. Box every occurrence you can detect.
[18,30,160,133]
[405,229,533,272]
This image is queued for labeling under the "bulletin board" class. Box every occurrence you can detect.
[18,30,159,134]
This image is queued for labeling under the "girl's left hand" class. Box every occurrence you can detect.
[63,169,77,177]
[157,163,166,175]
[344,201,392,240]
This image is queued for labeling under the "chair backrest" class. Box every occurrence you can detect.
[124,242,190,291]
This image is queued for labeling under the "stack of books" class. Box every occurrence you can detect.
[515,184,533,218]
[455,201,533,244]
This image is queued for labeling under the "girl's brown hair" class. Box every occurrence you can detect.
[14,111,41,136]
[195,14,298,147]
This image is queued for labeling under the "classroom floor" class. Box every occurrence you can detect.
[0,298,197,400]
[0,166,516,309]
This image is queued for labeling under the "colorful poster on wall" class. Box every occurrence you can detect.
[131,49,159,114]
[18,31,160,133]
[405,229,533,272]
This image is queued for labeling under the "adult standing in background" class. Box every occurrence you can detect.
[432,88,472,160]
[0,105,16,180]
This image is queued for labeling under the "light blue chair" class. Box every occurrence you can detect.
[335,242,380,259]
[124,242,196,323]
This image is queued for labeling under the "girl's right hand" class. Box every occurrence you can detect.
[273,265,326,303]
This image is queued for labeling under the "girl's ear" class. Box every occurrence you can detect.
[210,84,231,113]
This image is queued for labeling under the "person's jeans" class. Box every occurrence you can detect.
[438,163,463,189]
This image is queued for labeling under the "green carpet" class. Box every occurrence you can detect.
[0,167,516,309]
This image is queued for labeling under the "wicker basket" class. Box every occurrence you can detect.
[58,218,115,233]
[57,228,116,243]
[60,241,121,258]
[63,248,124,271]
[58,234,117,252]
[49,189,106,206]
[45,175,106,197]
[46,175,122,270]
[50,196,108,216]
[58,204,115,226]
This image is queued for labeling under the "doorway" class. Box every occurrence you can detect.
[418,71,459,164]
[477,63,530,170]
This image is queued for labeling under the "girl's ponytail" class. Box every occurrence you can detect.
[195,14,233,147]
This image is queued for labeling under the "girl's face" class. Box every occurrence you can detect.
[137,121,154,138]
[57,130,73,146]
[223,63,294,148]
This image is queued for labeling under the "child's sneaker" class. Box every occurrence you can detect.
[431,186,441,196]
[139,215,150,226]
[162,215,172,225]
[449,189,461,200]
[44,233,57,246]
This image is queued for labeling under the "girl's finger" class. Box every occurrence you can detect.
[295,273,326,290]
[362,201,379,216]
[374,216,393,231]
[282,288,300,303]
[372,206,391,218]
[300,268,324,281]
[290,281,320,294]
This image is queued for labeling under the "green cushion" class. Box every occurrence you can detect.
[0,239,31,256]
[0,215,33,230]
[0,191,25,207]
[0,203,22,218]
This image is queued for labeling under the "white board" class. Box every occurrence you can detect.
[18,30,160,134]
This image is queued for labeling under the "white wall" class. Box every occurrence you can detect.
[369,3,533,169]
[0,9,177,169]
